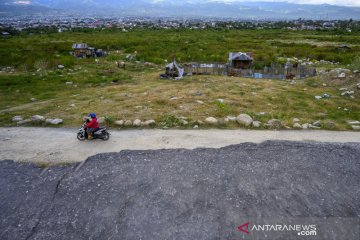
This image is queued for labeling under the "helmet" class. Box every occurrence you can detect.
[89,112,96,118]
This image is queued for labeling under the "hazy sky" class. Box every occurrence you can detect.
[13,0,360,7]
[211,0,360,7]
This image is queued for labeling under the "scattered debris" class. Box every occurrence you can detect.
[160,59,184,80]
[338,72,346,78]
[312,120,321,127]
[256,112,267,116]
[315,93,331,100]
[318,112,327,117]
[194,91,203,96]
[12,116,23,122]
[309,124,320,129]
[341,91,354,96]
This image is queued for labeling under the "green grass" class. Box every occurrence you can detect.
[1,28,359,69]
[0,28,359,129]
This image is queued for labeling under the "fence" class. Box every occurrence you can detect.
[183,62,316,79]
[184,63,228,76]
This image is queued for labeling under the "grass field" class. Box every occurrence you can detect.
[0,29,359,130]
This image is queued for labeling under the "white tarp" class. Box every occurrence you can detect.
[166,60,184,80]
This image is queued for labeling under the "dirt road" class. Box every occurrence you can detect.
[0,127,359,164]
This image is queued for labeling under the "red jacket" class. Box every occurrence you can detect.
[86,117,99,129]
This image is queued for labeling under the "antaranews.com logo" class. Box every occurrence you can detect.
[237,222,317,237]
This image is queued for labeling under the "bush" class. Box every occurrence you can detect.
[105,115,114,124]
[159,115,182,128]
[59,55,75,67]
[351,56,360,71]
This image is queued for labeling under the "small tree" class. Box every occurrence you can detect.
[351,56,360,71]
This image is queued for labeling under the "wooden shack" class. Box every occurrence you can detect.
[229,52,253,69]
[72,43,95,58]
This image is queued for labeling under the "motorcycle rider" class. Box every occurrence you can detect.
[86,112,99,139]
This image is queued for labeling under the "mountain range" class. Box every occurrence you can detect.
[1,0,359,20]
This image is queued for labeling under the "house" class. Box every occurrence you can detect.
[71,43,107,58]
[71,43,108,58]
[87,47,96,57]
[229,52,253,69]
[72,43,90,58]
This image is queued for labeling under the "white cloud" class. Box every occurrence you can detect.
[209,0,360,7]
[14,1,31,5]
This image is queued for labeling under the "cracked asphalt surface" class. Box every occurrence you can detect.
[1,141,359,239]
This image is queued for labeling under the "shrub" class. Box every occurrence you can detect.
[159,115,182,128]
[105,115,114,124]
[351,56,360,71]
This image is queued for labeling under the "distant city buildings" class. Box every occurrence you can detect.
[0,16,358,32]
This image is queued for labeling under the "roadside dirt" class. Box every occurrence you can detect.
[0,127,359,164]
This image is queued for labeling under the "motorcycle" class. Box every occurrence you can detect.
[77,121,110,141]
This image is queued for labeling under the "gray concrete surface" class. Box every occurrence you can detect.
[1,141,359,239]
[1,127,360,164]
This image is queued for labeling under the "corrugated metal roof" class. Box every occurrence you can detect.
[229,52,253,61]
[72,43,88,49]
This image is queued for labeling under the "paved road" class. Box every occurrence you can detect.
[1,141,359,239]
[1,127,360,164]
